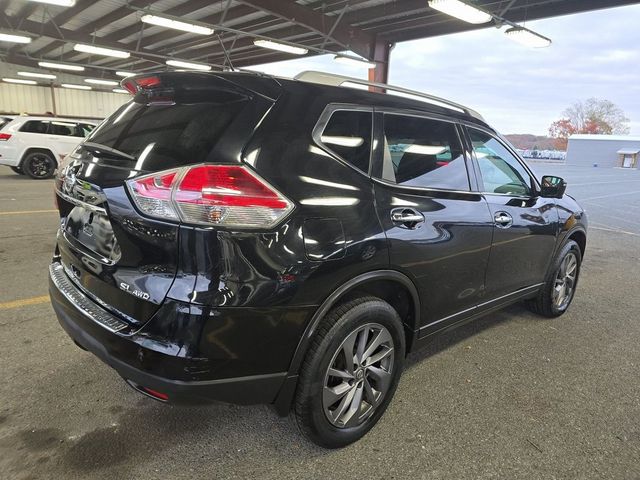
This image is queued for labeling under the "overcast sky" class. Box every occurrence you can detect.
[248,4,640,136]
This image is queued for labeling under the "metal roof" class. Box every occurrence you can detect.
[1,0,640,89]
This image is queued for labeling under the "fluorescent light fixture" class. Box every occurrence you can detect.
[74,43,130,58]
[505,27,552,48]
[116,71,136,77]
[0,33,32,44]
[112,88,129,94]
[27,0,76,6]
[334,55,376,68]
[428,0,492,24]
[62,83,91,90]
[141,14,214,35]
[85,78,119,86]
[3,78,37,85]
[253,39,308,55]
[165,59,211,71]
[18,71,56,79]
[404,145,448,155]
[38,61,84,71]
[321,135,364,148]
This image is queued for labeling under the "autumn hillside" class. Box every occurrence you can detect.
[505,134,559,151]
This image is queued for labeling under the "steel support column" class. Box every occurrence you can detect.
[368,39,391,92]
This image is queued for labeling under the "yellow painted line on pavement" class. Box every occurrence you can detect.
[0,209,57,216]
[0,295,50,310]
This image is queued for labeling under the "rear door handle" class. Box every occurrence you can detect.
[494,211,513,228]
[390,208,425,228]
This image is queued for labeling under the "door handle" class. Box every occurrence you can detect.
[494,211,513,228]
[390,208,425,228]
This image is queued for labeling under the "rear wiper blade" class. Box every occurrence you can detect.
[82,142,135,161]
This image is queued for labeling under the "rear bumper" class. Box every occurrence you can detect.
[49,261,297,405]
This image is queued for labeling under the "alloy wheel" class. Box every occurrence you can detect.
[553,252,578,309]
[322,323,394,428]
[28,154,53,178]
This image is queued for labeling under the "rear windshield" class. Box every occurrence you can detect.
[0,117,11,130]
[85,98,248,171]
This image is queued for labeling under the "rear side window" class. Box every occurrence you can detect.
[86,98,249,170]
[379,114,470,191]
[319,109,372,173]
[49,121,76,136]
[20,120,49,134]
[75,123,95,137]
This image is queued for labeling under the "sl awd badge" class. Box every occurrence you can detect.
[119,282,150,300]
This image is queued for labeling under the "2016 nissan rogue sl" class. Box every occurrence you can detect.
[49,71,587,448]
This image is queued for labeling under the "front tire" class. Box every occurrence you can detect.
[294,296,405,448]
[527,240,582,317]
[23,151,56,179]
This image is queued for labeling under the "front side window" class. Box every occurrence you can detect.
[379,114,469,191]
[20,120,49,134]
[319,109,372,173]
[469,128,532,196]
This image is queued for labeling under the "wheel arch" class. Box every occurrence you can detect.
[289,270,421,376]
[273,269,421,416]
[567,228,587,259]
[19,147,58,168]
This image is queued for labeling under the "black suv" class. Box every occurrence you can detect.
[49,71,587,448]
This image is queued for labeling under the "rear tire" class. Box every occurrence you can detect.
[10,166,24,175]
[23,151,56,179]
[526,240,582,317]
[294,296,405,448]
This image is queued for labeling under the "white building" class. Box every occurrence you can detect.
[566,134,640,168]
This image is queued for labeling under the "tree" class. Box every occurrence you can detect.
[549,119,576,150]
[548,98,630,150]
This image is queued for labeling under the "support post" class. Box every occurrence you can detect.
[368,38,391,93]
[50,83,57,116]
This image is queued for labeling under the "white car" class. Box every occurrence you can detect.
[0,116,98,179]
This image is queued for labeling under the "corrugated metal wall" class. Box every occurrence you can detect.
[566,138,640,168]
[0,84,128,119]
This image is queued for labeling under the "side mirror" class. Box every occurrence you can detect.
[540,175,567,199]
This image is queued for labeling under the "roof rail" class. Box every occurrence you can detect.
[294,71,484,121]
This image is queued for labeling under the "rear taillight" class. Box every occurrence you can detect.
[127,164,293,229]
[0,133,11,141]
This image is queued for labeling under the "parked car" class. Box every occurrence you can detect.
[49,71,587,448]
[0,116,97,178]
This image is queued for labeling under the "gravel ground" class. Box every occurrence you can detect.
[0,164,638,480]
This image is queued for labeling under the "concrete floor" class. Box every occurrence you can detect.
[0,164,638,480]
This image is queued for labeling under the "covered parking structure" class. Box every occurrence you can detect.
[2,0,640,89]
[1,2,640,479]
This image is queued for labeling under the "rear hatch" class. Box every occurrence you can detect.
[53,72,279,325]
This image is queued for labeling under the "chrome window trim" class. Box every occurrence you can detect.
[371,176,481,197]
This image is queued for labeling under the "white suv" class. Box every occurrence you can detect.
[0,116,98,179]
